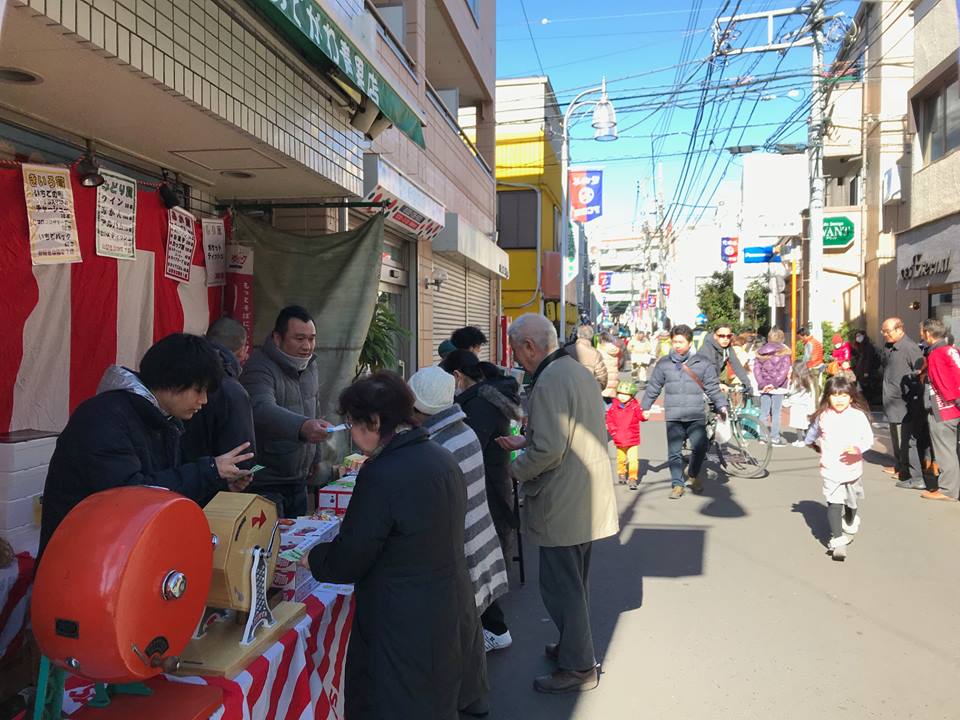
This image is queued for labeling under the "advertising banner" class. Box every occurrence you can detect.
[164,207,196,282]
[598,271,612,293]
[22,163,81,265]
[720,236,739,264]
[743,245,776,264]
[568,169,603,223]
[95,170,137,260]
[225,244,255,360]
[201,218,227,287]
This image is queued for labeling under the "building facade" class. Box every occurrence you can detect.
[0,0,503,371]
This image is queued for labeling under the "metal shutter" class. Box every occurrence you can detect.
[432,254,468,354]
[466,270,493,362]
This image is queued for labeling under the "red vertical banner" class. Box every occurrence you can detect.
[225,244,255,357]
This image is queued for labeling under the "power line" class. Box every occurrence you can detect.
[517,0,547,78]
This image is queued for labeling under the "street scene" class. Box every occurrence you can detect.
[1,1,960,719]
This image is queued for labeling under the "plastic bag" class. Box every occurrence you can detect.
[714,415,733,444]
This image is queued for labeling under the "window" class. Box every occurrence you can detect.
[920,79,960,163]
[496,190,538,249]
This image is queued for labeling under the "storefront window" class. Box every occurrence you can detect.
[929,290,956,342]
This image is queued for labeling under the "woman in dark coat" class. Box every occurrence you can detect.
[304,371,477,720]
[440,350,523,650]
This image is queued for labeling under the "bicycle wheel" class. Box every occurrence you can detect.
[723,411,772,477]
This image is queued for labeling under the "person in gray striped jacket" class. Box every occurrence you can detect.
[409,366,509,717]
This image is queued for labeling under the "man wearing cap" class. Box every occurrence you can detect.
[438,339,457,361]
[408,366,507,717]
[496,314,619,694]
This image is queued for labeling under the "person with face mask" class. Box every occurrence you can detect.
[240,305,331,517]
[851,330,880,402]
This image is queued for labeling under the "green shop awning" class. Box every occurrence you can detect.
[249,0,426,149]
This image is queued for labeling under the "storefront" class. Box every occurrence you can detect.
[897,212,959,340]
[432,213,509,363]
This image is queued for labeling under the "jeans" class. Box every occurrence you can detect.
[760,393,785,442]
[666,419,708,487]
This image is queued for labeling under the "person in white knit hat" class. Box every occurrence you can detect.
[408,366,508,717]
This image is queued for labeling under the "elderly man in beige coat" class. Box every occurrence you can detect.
[497,313,619,694]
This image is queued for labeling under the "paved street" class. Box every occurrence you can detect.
[486,405,960,720]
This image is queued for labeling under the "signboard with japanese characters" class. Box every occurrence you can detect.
[201,218,227,287]
[95,170,137,260]
[661,282,671,297]
[226,245,255,359]
[164,207,196,283]
[597,271,612,293]
[720,236,739,264]
[22,163,82,265]
[568,169,603,223]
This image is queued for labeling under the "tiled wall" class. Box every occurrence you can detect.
[18,0,363,195]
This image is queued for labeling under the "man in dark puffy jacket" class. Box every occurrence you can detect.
[641,325,728,499]
[697,323,753,390]
[181,317,256,504]
[38,334,254,564]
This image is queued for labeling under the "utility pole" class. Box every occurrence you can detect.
[713,2,827,342]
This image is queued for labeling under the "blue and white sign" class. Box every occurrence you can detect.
[743,245,776,264]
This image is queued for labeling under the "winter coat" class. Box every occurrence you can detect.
[784,385,816,430]
[925,342,960,422]
[307,427,479,720]
[511,350,619,547]
[38,366,223,562]
[564,337,608,390]
[455,376,523,536]
[881,335,924,423]
[696,333,753,389]
[599,341,622,398]
[420,405,508,614]
[606,397,643,447]
[181,342,256,500]
[753,342,792,392]
[805,408,874,500]
[239,337,321,488]
[641,350,728,422]
[627,338,654,364]
[803,337,824,369]
[832,342,852,365]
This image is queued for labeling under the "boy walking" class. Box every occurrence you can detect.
[606,381,644,490]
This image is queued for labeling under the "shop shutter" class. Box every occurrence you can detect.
[466,270,494,362]
[432,255,468,354]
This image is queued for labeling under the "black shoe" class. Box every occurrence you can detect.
[895,478,926,490]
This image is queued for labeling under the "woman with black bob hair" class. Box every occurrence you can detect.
[304,371,479,720]
[440,349,523,650]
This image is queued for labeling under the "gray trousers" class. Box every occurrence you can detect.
[889,419,924,482]
[539,543,596,672]
[929,416,960,499]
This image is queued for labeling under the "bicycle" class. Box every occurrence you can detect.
[708,388,772,478]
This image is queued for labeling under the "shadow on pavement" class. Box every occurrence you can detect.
[791,499,830,547]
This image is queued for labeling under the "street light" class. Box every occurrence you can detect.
[560,77,618,342]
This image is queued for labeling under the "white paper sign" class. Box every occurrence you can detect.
[201,218,226,287]
[22,163,82,265]
[164,207,196,283]
[95,170,137,260]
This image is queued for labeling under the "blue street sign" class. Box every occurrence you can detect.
[743,245,776,263]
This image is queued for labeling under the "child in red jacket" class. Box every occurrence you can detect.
[606,381,645,490]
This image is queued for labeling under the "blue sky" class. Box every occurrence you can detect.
[495,0,861,240]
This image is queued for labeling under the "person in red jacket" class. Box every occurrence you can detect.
[606,381,645,490]
[918,319,960,501]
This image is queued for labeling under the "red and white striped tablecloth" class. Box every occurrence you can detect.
[56,584,355,720]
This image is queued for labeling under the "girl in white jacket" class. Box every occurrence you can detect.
[804,375,874,561]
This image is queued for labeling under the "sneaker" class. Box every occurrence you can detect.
[669,485,685,499]
[617,475,627,485]
[772,437,786,447]
[828,535,850,561]
[791,440,806,448]
[483,629,512,652]
[687,476,704,494]
[628,480,638,491]
[841,514,861,535]
[895,478,926,490]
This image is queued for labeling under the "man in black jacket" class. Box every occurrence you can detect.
[38,334,255,563]
[696,323,753,391]
[880,317,926,489]
[181,317,256,503]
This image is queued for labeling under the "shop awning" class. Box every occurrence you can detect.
[249,0,426,149]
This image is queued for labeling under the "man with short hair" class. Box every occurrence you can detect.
[798,327,824,372]
[240,305,330,517]
[696,323,753,390]
[452,326,488,356]
[496,314,619,694]
[918,319,960,501]
[879,317,926,489]
[564,324,608,390]
[39,334,254,562]
[641,325,728,499]
[181,317,257,503]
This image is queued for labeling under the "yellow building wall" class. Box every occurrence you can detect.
[497,131,565,321]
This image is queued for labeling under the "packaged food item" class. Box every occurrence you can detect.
[316,479,356,517]
[271,517,340,602]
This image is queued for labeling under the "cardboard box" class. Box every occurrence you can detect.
[271,518,340,602]
[316,478,356,517]
[0,431,58,473]
[0,464,48,503]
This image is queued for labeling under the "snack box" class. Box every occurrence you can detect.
[272,517,340,602]
[316,478,356,517]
